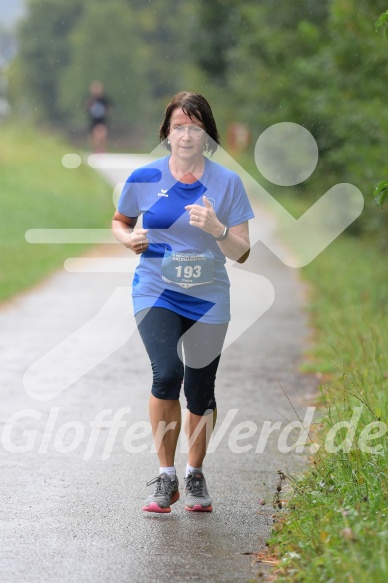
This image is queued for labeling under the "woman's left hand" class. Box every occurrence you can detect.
[185,195,225,239]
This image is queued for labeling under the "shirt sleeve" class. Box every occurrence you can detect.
[117,181,140,218]
[226,174,255,227]
[117,167,162,218]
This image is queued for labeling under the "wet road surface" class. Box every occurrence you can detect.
[0,154,316,582]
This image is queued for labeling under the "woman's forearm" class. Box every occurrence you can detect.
[216,231,250,263]
[112,219,134,246]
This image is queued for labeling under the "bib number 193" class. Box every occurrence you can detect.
[175,265,202,279]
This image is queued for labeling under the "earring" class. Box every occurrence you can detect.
[203,143,208,150]
[167,140,170,144]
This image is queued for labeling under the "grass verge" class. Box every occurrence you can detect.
[234,152,388,581]
[0,122,113,303]
[265,233,388,582]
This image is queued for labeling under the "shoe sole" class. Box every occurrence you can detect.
[142,491,180,513]
[184,504,213,512]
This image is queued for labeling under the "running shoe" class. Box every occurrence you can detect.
[184,471,213,512]
[142,473,180,513]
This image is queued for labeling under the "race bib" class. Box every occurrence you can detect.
[161,249,215,288]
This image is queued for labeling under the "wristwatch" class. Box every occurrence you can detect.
[214,225,229,241]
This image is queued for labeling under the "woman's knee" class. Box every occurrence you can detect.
[151,363,183,400]
[185,389,217,416]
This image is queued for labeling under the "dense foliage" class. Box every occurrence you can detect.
[8,0,388,235]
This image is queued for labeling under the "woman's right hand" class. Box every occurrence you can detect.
[112,211,149,254]
[124,228,149,255]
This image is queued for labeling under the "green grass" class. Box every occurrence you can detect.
[233,150,388,580]
[265,233,388,582]
[0,123,114,302]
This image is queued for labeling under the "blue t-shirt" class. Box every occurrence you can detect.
[118,155,254,323]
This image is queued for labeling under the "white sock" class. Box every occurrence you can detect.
[185,464,203,477]
[159,466,176,477]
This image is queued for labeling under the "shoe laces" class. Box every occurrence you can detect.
[146,475,171,496]
[185,472,205,497]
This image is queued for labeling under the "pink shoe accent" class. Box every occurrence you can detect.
[142,491,180,513]
[185,504,213,512]
[142,502,171,513]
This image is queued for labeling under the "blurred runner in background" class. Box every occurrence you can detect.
[85,80,112,153]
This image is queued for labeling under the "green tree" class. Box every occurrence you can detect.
[14,0,83,122]
[59,0,148,128]
[190,0,388,237]
[12,0,198,141]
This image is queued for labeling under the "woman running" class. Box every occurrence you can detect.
[112,91,254,513]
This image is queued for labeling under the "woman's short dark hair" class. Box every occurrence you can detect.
[159,91,220,155]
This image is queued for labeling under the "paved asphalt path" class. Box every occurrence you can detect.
[0,154,316,582]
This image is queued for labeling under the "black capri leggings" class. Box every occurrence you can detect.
[135,308,228,416]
